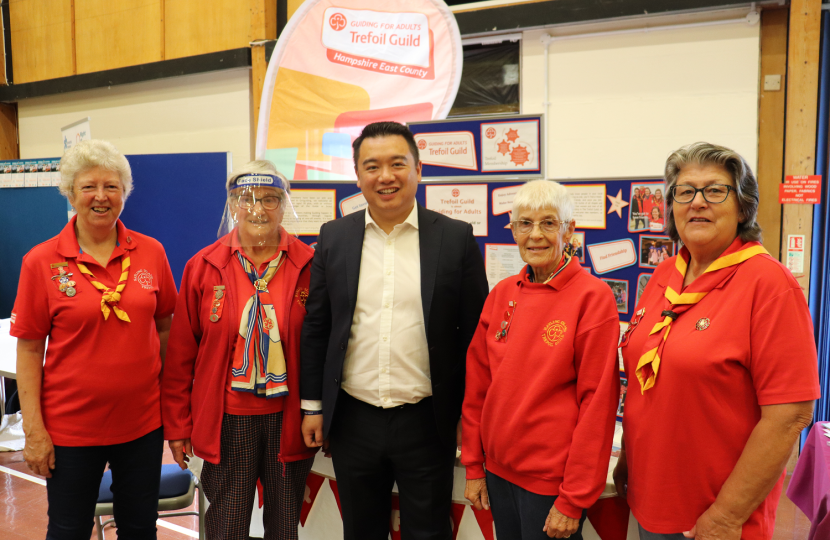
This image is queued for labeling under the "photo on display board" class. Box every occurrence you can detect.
[569,232,585,263]
[617,373,628,421]
[628,181,666,233]
[636,273,652,306]
[639,235,675,269]
[601,278,629,314]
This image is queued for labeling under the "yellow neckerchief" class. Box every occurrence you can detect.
[75,257,132,322]
[634,239,768,393]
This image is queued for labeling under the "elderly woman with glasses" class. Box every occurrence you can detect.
[613,142,819,540]
[161,161,317,539]
[11,140,177,538]
[462,180,620,539]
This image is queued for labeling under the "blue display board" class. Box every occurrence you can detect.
[408,114,544,181]
[119,152,230,289]
[0,187,68,319]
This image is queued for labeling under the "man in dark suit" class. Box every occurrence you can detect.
[300,121,488,540]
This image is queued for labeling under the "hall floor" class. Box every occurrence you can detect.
[0,444,813,539]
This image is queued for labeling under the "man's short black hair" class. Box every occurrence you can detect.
[352,121,420,168]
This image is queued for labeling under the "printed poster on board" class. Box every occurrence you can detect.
[480,119,540,173]
[256,0,463,181]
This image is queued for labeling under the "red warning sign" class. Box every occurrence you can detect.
[779,175,822,204]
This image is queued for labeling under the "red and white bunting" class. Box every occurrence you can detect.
[471,507,496,540]
[587,497,630,540]
[328,479,344,517]
[300,473,327,526]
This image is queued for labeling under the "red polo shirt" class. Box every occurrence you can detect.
[10,217,177,446]
[621,252,820,538]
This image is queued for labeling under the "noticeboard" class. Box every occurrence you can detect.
[408,114,544,181]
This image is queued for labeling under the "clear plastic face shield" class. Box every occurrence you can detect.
[218,173,301,249]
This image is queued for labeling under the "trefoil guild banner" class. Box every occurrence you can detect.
[255,0,462,181]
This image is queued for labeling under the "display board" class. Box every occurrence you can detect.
[295,178,664,320]
[408,114,544,180]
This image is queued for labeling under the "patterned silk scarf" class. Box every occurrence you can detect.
[634,239,768,393]
[231,251,289,398]
[76,257,131,322]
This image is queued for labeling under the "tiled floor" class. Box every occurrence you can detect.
[0,442,814,540]
[0,445,200,540]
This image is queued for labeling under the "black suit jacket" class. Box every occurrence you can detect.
[300,204,489,446]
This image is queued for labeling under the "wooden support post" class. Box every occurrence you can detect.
[757,8,788,257]
[782,0,821,299]
[251,0,277,158]
[0,103,18,160]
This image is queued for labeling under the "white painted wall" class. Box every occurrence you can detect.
[522,21,760,180]
[18,68,252,167]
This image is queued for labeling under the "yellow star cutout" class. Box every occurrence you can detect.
[607,189,629,218]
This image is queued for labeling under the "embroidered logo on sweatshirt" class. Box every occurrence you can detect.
[543,320,567,346]
[133,269,154,290]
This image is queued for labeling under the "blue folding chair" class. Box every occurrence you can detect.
[95,463,205,540]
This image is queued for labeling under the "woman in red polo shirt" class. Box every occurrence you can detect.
[614,142,820,540]
[11,140,177,539]
[161,162,316,539]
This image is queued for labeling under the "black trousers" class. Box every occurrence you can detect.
[46,426,163,540]
[328,391,456,540]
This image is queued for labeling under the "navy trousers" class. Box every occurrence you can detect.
[45,426,163,540]
[486,470,588,540]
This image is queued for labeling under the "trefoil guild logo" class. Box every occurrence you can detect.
[329,13,347,31]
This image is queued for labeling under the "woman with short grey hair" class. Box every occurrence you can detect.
[462,180,620,539]
[11,139,177,538]
[615,142,819,540]
[58,139,134,201]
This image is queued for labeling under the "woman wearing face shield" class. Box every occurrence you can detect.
[161,161,317,539]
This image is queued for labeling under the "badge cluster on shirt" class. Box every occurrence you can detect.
[619,308,645,348]
[495,300,517,341]
[50,262,77,297]
[210,286,226,323]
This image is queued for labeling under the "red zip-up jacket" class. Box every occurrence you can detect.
[461,259,620,519]
[161,233,317,464]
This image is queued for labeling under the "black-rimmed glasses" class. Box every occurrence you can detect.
[670,184,735,204]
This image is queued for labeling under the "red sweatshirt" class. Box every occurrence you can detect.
[461,259,620,519]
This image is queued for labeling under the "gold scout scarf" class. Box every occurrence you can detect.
[634,239,768,393]
[75,257,131,322]
[231,251,289,398]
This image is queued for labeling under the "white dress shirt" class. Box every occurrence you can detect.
[344,205,431,407]
[301,205,432,412]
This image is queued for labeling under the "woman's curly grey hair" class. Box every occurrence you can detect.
[664,142,762,243]
[59,140,133,201]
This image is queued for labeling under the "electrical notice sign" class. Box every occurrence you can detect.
[779,175,822,204]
